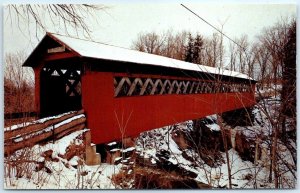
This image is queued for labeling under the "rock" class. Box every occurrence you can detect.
[52,157,59,162]
[35,161,45,172]
[189,120,227,167]
[64,143,85,161]
[41,150,53,161]
[80,171,88,176]
[234,131,256,162]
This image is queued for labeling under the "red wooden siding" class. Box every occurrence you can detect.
[82,71,255,144]
[34,65,43,116]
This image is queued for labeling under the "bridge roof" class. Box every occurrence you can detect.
[25,32,253,80]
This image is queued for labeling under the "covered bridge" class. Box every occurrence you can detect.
[23,32,256,144]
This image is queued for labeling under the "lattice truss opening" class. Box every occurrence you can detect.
[114,76,252,97]
[42,67,81,97]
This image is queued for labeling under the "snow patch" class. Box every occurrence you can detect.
[206,123,220,131]
[107,142,117,146]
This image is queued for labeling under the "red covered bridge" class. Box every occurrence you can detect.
[23,32,256,144]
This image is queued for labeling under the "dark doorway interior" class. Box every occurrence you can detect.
[40,65,82,118]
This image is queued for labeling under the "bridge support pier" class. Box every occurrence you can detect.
[84,131,101,165]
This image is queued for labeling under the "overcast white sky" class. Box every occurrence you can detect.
[3,1,296,56]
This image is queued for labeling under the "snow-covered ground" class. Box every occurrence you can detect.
[4,129,120,189]
[135,96,296,189]
[136,122,260,188]
[4,95,296,189]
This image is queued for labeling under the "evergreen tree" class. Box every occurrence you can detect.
[282,20,296,117]
[193,34,204,64]
[280,20,296,142]
[185,33,194,63]
[184,33,204,64]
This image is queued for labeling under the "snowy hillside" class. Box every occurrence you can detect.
[134,96,296,189]
[4,97,296,189]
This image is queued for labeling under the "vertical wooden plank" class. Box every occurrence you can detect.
[34,64,44,117]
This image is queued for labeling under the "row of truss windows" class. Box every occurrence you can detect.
[114,76,252,97]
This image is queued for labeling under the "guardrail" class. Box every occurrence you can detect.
[4,110,86,156]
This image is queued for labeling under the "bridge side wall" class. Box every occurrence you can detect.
[82,71,256,144]
[33,64,43,116]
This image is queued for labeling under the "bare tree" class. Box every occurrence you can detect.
[258,17,290,85]
[132,30,189,60]
[245,44,257,79]
[4,51,34,115]
[236,35,249,74]
[254,43,271,84]
[255,17,296,188]
[211,33,221,68]
[173,31,189,60]
[5,4,106,39]
[217,18,229,69]
[202,33,220,68]
[228,41,238,71]
[131,31,166,55]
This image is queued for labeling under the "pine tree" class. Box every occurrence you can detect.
[282,20,296,116]
[281,20,296,141]
[185,33,194,63]
[193,34,204,64]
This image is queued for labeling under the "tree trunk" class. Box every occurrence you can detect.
[217,115,232,189]
[271,125,279,188]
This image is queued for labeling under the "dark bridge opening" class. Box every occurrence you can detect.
[40,61,82,117]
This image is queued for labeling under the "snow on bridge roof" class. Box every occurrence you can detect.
[30,32,254,80]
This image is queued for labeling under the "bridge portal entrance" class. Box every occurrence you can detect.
[40,62,82,117]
